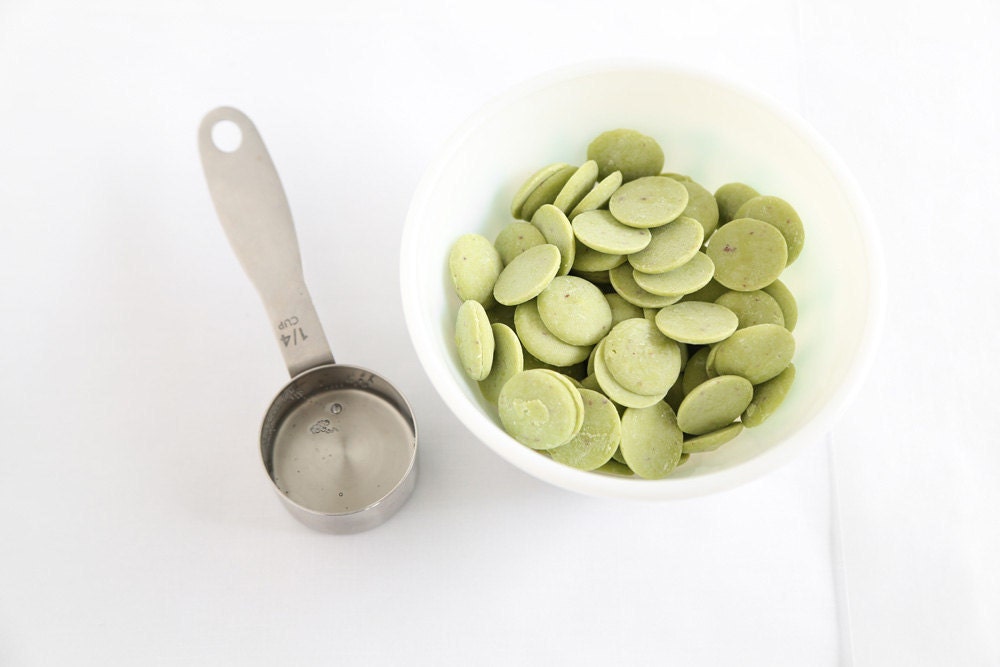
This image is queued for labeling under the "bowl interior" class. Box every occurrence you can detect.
[401,64,882,499]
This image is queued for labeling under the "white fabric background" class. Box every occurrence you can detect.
[0,1,995,665]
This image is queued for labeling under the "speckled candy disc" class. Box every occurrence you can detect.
[706,218,788,292]
[734,195,805,265]
[449,234,503,305]
[609,176,689,228]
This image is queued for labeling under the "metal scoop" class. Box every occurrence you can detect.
[198,107,417,533]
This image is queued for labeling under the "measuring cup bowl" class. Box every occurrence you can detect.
[261,363,418,534]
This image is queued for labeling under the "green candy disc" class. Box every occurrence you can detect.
[602,318,681,396]
[494,221,546,266]
[455,300,495,381]
[537,275,613,346]
[680,278,728,304]
[609,263,684,308]
[676,375,753,435]
[514,299,592,367]
[619,402,684,479]
[548,388,622,471]
[632,252,715,297]
[592,339,667,409]
[586,129,664,182]
[608,176,689,228]
[520,165,577,221]
[678,180,720,239]
[742,364,796,427]
[714,289,785,330]
[595,458,635,476]
[572,209,652,254]
[705,218,788,292]
[498,369,584,450]
[532,204,576,276]
[665,375,686,412]
[580,374,601,392]
[493,243,561,306]
[571,269,611,285]
[478,323,524,404]
[511,162,569,219]
[449,234,503,306]
[553,160,599,214]
[486,303,516,330]
[572,244,627,272]
[536,369,587,436]
[711,323,795,384]
[734,195,805,265]
[682,422,744,453]
[762,279,798,331]
[681,346,712,395]
[660,172,692,182]
[569,170,623,218]
[714,182,760,225]
[654,301,739,345]
[627,216,704,274]
[605,293,644,327]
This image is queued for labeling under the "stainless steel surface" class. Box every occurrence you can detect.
[261,364,417,534]
[198,106,417,533]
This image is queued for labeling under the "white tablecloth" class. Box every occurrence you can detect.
[1,1,996,664]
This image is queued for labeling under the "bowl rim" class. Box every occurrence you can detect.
[400,59,886,499]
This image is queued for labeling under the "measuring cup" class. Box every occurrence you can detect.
[198,107,417,533]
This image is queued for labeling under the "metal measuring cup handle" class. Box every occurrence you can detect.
[198,106,334,378]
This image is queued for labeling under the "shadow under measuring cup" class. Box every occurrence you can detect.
[198,106,417,534]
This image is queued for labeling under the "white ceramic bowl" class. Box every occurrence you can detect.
[401,62,884,499]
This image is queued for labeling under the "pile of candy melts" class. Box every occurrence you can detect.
[448,129,803,479]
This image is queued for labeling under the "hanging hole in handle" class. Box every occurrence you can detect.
[211,119,243,152]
